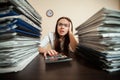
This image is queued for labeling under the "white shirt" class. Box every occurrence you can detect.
[39,32,73,52]
[39,32,54,49]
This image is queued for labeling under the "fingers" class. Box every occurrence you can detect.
[69,24,72,32]
[44,50,58,58]
[44,52,47,59]
[47,50,58,56]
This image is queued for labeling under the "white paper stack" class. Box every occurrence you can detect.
[0,0,42,73]
[76,8,120,72]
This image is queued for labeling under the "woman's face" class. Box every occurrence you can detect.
[57,19,70,37]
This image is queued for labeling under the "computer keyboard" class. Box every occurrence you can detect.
[45,54,72,63]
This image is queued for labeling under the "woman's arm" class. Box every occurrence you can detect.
[38,47,47,54]
[38,32,58,57]
[38,47,48,57]
[69,32,78,52]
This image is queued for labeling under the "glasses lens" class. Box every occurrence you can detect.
[58,23,69,27]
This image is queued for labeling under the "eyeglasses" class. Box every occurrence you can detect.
[58,23,69,27]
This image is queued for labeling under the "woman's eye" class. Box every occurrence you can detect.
[58,23,69,27]
[58,23,63,26]
[64,24,68,27]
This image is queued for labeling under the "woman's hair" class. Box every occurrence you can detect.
[54,17,73,55]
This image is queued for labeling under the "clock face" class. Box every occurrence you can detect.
[46,9,54,17]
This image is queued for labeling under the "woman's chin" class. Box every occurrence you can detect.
[59,33,66,36]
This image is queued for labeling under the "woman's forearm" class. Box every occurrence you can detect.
[38,47,47,54]
[69,32,78,51]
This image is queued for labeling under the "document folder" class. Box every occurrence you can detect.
[0,0,42,73]
[76,8,120,72]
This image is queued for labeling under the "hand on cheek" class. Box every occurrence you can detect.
[69,26,72,34]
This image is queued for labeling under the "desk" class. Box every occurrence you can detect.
[0,54,120,80]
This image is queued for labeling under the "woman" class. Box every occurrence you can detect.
[38,17,78,58]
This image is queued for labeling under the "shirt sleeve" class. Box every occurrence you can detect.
[39,32,54,48]
[39,34,50,48]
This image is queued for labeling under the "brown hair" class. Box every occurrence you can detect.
[54,17,73,55]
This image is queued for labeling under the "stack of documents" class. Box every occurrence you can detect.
[0,0,42,73]
[76,8,120,72]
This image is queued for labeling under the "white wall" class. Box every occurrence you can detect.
[28,0,120,37]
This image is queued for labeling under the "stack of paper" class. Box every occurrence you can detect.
[76,8,120,72]
[0,0,42,73]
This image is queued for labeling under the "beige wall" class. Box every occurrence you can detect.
[28,0,120,38]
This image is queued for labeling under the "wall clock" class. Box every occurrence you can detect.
[46,9,54,17]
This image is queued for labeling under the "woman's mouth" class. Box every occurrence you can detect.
[60,30,65,34]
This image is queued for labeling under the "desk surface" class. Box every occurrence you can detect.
[0,54,120,80]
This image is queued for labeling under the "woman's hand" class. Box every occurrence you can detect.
[44,49,58,58]
[39,47,58,58]
[68,26,78,52]
[69,24,72,34]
